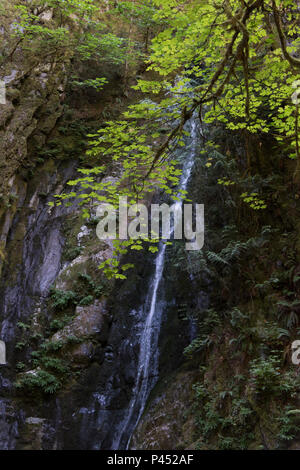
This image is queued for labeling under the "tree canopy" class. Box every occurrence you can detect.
[51,0,300,277]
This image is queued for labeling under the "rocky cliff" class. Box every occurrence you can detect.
[1,0,300,452]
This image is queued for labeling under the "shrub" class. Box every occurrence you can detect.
[277,407,300,442]
[79,295,94,306]
[63,246,82,261]
[248,355,298,397]
[37,357,69,375]
[40,340,64,352]
[49,316,73,332]
[16,370,61,394]
[50,289,77,311]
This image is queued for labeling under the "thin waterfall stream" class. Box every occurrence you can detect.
[113,116,199,449]
[0,113,200,450]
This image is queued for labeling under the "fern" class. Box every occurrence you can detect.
[207,251,229,266]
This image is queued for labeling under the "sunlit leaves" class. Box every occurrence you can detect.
[240,192,267,210]
[54,0,299,278]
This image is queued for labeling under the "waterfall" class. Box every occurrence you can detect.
[0,114,199,450]
[112,116,199,450]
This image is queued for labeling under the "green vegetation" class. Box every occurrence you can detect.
[2,0,300,448]
[192,378,255,450]
[2,0,125,81]
[49,274,106,311]
[160,114,300,448]
[50,289,78,311]
[14,269,107,395]
[51,0,300,279]
[15,334,85,395]
[16,370,61,395]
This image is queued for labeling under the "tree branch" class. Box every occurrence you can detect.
[271,0,300,69]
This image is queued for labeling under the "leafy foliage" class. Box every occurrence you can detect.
[249,355,299,396]
[51,0,300,277]
[16,370,61,394]
[192,377,255,450]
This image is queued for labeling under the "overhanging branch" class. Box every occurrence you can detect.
[271,0,300,69]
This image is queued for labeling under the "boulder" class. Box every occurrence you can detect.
[52,300,109,343]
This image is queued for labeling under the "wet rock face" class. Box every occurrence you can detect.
[0,161,76,344]
[0,399,20,450]
[0,160,77,449]
[0,9,69,201]
[18,417,46,451]
[0,51,136,449]
[0,30,70,282]
[52,301,109,343]
[0,139,152,450]
[0,62,67,199]
[68,258,156,450]
[0,11,197,449]
[131,370,199,450]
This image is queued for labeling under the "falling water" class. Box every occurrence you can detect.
[112,116,199,449]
